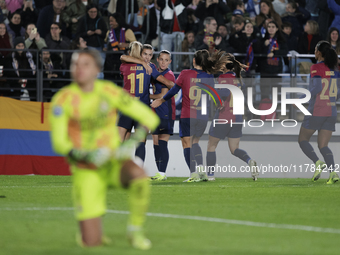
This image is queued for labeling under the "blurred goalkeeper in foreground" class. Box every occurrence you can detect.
[49,49,159,250]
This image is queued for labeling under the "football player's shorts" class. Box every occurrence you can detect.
[179,118,207,138]
[152,118,174,135]
[209,122,243,139]
[71,159,123,221]
[302,116,336,131]
[117,113,139,131]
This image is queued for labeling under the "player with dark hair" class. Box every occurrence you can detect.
[150,50,176,181]
[151,50,230,182]
[118,42,174,166]
[206,53,259,181]
[49,49,160,249]
[298,41,340,184]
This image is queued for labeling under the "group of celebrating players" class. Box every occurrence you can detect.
[48,39,339,249]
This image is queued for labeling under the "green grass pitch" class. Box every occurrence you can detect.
[0,176,339,255]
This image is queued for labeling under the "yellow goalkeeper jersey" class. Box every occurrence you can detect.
[49,80,160,157]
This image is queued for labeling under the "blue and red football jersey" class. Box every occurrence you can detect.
[215,72,243,122]
[120,62,160,105]
[308,62,340,117]
[175,68,214,120]
[153,68,176,120]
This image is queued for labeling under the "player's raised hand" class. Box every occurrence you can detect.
[151,98,163,108]
[68,148,112,168]
[115,140,135,160]
[115,128,147,160]
[86,148,112,167]
[143,63,152,75]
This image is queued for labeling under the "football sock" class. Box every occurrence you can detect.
[128,177,150,227]
[135,142,146,162]
[320,146,335,172]
[299,141,319,163]
[233,149,251,164]
[192,143,203,165]
[206,151,216,176]
[158,140,169,173]
[184,148,196,173]
[153,145,160,171]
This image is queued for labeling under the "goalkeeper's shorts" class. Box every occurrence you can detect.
[71,159,123,221]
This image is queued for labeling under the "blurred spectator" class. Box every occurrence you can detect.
[45,22,70,68]
[195,0,230,29]
[76,3,107,78]
[194,17,225,54]
[259,17,272,37]
[0,22,12,57]
[45,22,70,50]
[0,0,9,23]
[62,0,90,38]
[328,0,340,33]
[6,11,25,45]
[181,30,195,69]
[281,21,297,51]
[187,0,200,10]
[245,0,260,21]
[4,37,36,100]
[185,7,199,34]
[41,48,65,101]
[72,37,88,51]
[35,0,53,11]
[116,0,138,20]
[36,0,67,38]
[305,0,319,21]
[217,24,235,53]
[25,23,47,50]
[255,0,282,30]
[295,20,321,76]
[232,16,245,34]
[272,0,287,16]
[281,1,310,38]
[104,12,136,80]
[327,27,340,55]
[5,0,23,13]
[226,0,249,23]
[19,0,38,25]
[254,20,288,99]
[137,0,149,29]
[297,20,322,56]
[157,0,191,52]
[229,19,261,66]
[64,36,87,72]
[76,4,107,51]
[141,0,158,45]
[294,0,306,8]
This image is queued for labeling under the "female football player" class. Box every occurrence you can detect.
[49,49,160,249]
[298,41,340,184]
[151,50,229,182]
[206,53,259,181]
[118,42,174,165]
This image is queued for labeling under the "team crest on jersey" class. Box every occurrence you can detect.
[53,106,63,116]
[100,101,109,113]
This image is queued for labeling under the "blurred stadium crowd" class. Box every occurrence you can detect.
[0,0,339,102]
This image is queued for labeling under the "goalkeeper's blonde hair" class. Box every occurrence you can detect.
[129,41,143,60]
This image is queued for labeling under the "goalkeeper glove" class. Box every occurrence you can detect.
[68,147,112,168]
[115,128,147,160]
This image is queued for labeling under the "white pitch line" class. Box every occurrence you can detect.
[1,207,340,234]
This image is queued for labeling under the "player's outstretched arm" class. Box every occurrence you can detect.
[49,100,74,156]
[156,75,175,89]
[120,55,152,75]
[150,87,169,100]
[151,84,181,108]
